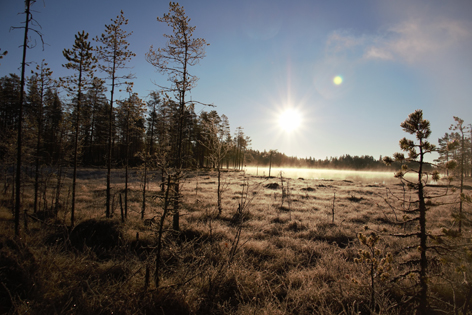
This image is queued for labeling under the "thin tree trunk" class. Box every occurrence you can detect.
[370,248,375,311]
[161,168,165,193]
[53,126,65,217]
[141,155,146,220]
[34,74,45,214]
[155,175,172,288]
[173,88,185,231]
[54,164,63,217]
[106,52,117,218]
[173,175,180,231]
[459,133,464,233]
[33,126,41,214]
[217,161,221,215]
[15,0,31,237]
[418,144,428,315]
[125,109,130,219]
[71,68,83,230]
[120,193,124,223]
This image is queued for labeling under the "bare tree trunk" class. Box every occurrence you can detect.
[459,132,464,233]
[15,0,31,237]
[34,70,46,214]
[125,109,130,219]
[54,165,63,217]
[141,155,146,220]
[33,119,41,214]
[106,55,117,218]
[160,168,165,193]
[70,61,84,229]
[155,175,172,288]
[120,193,124,223]
[217,162,222,215]
[418,145,428,315]
[173,89,185,231]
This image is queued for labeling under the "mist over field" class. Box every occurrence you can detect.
[244,166,419,184]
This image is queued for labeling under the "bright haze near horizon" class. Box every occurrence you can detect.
[1,0,471,163]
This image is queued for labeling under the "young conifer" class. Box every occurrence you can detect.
[62,31,96,229]
[146,2,209,231]
[383,110,455,314]
[95,11,135,218]
[449,116,470,233]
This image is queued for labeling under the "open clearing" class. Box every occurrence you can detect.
[0,168,470,314]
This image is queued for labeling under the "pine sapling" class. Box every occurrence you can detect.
[355,231,393,312]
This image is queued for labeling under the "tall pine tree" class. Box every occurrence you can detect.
[146,2,209,230]
[62,31,96,228]
[95,10,135,218]
[12,0,44,236]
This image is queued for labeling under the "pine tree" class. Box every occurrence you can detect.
[436,132,452,176]
[199,112,231,215]
[383,110,454,314]
[30,60,54,214]
[146,91,161,156]
[146,2,209,231]
[155,95,178,193]
[137,91,161,219]
[95,10,135,219]
[82,78,108,165]
[116,87,145,218]
[43,88,66,217]
[0,74,21,161]
[233,127,250,170]
[43,88,63,165]
[0,74,21,215]
[197,110,221,167]
[450,116,470,233]
[12,0,44,236]
[62,31,96,229]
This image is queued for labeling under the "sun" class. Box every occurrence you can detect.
[279,108,301,132]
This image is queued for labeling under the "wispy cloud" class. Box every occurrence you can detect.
[325,30,366,54]
[326,18,471,64]
[364,46,393,60]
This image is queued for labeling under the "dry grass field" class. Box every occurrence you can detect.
[0,168,471,314]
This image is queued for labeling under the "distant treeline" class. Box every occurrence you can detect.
[242,150,433,171]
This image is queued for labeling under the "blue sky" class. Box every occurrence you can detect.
[1,0,471,162]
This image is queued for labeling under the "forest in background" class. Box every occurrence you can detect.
[2,72,471,172]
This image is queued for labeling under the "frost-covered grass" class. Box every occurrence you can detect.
[0,168,470,314]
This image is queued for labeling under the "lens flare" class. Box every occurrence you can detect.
[333,76,343,85]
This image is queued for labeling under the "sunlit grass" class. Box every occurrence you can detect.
[0,168,469,314]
